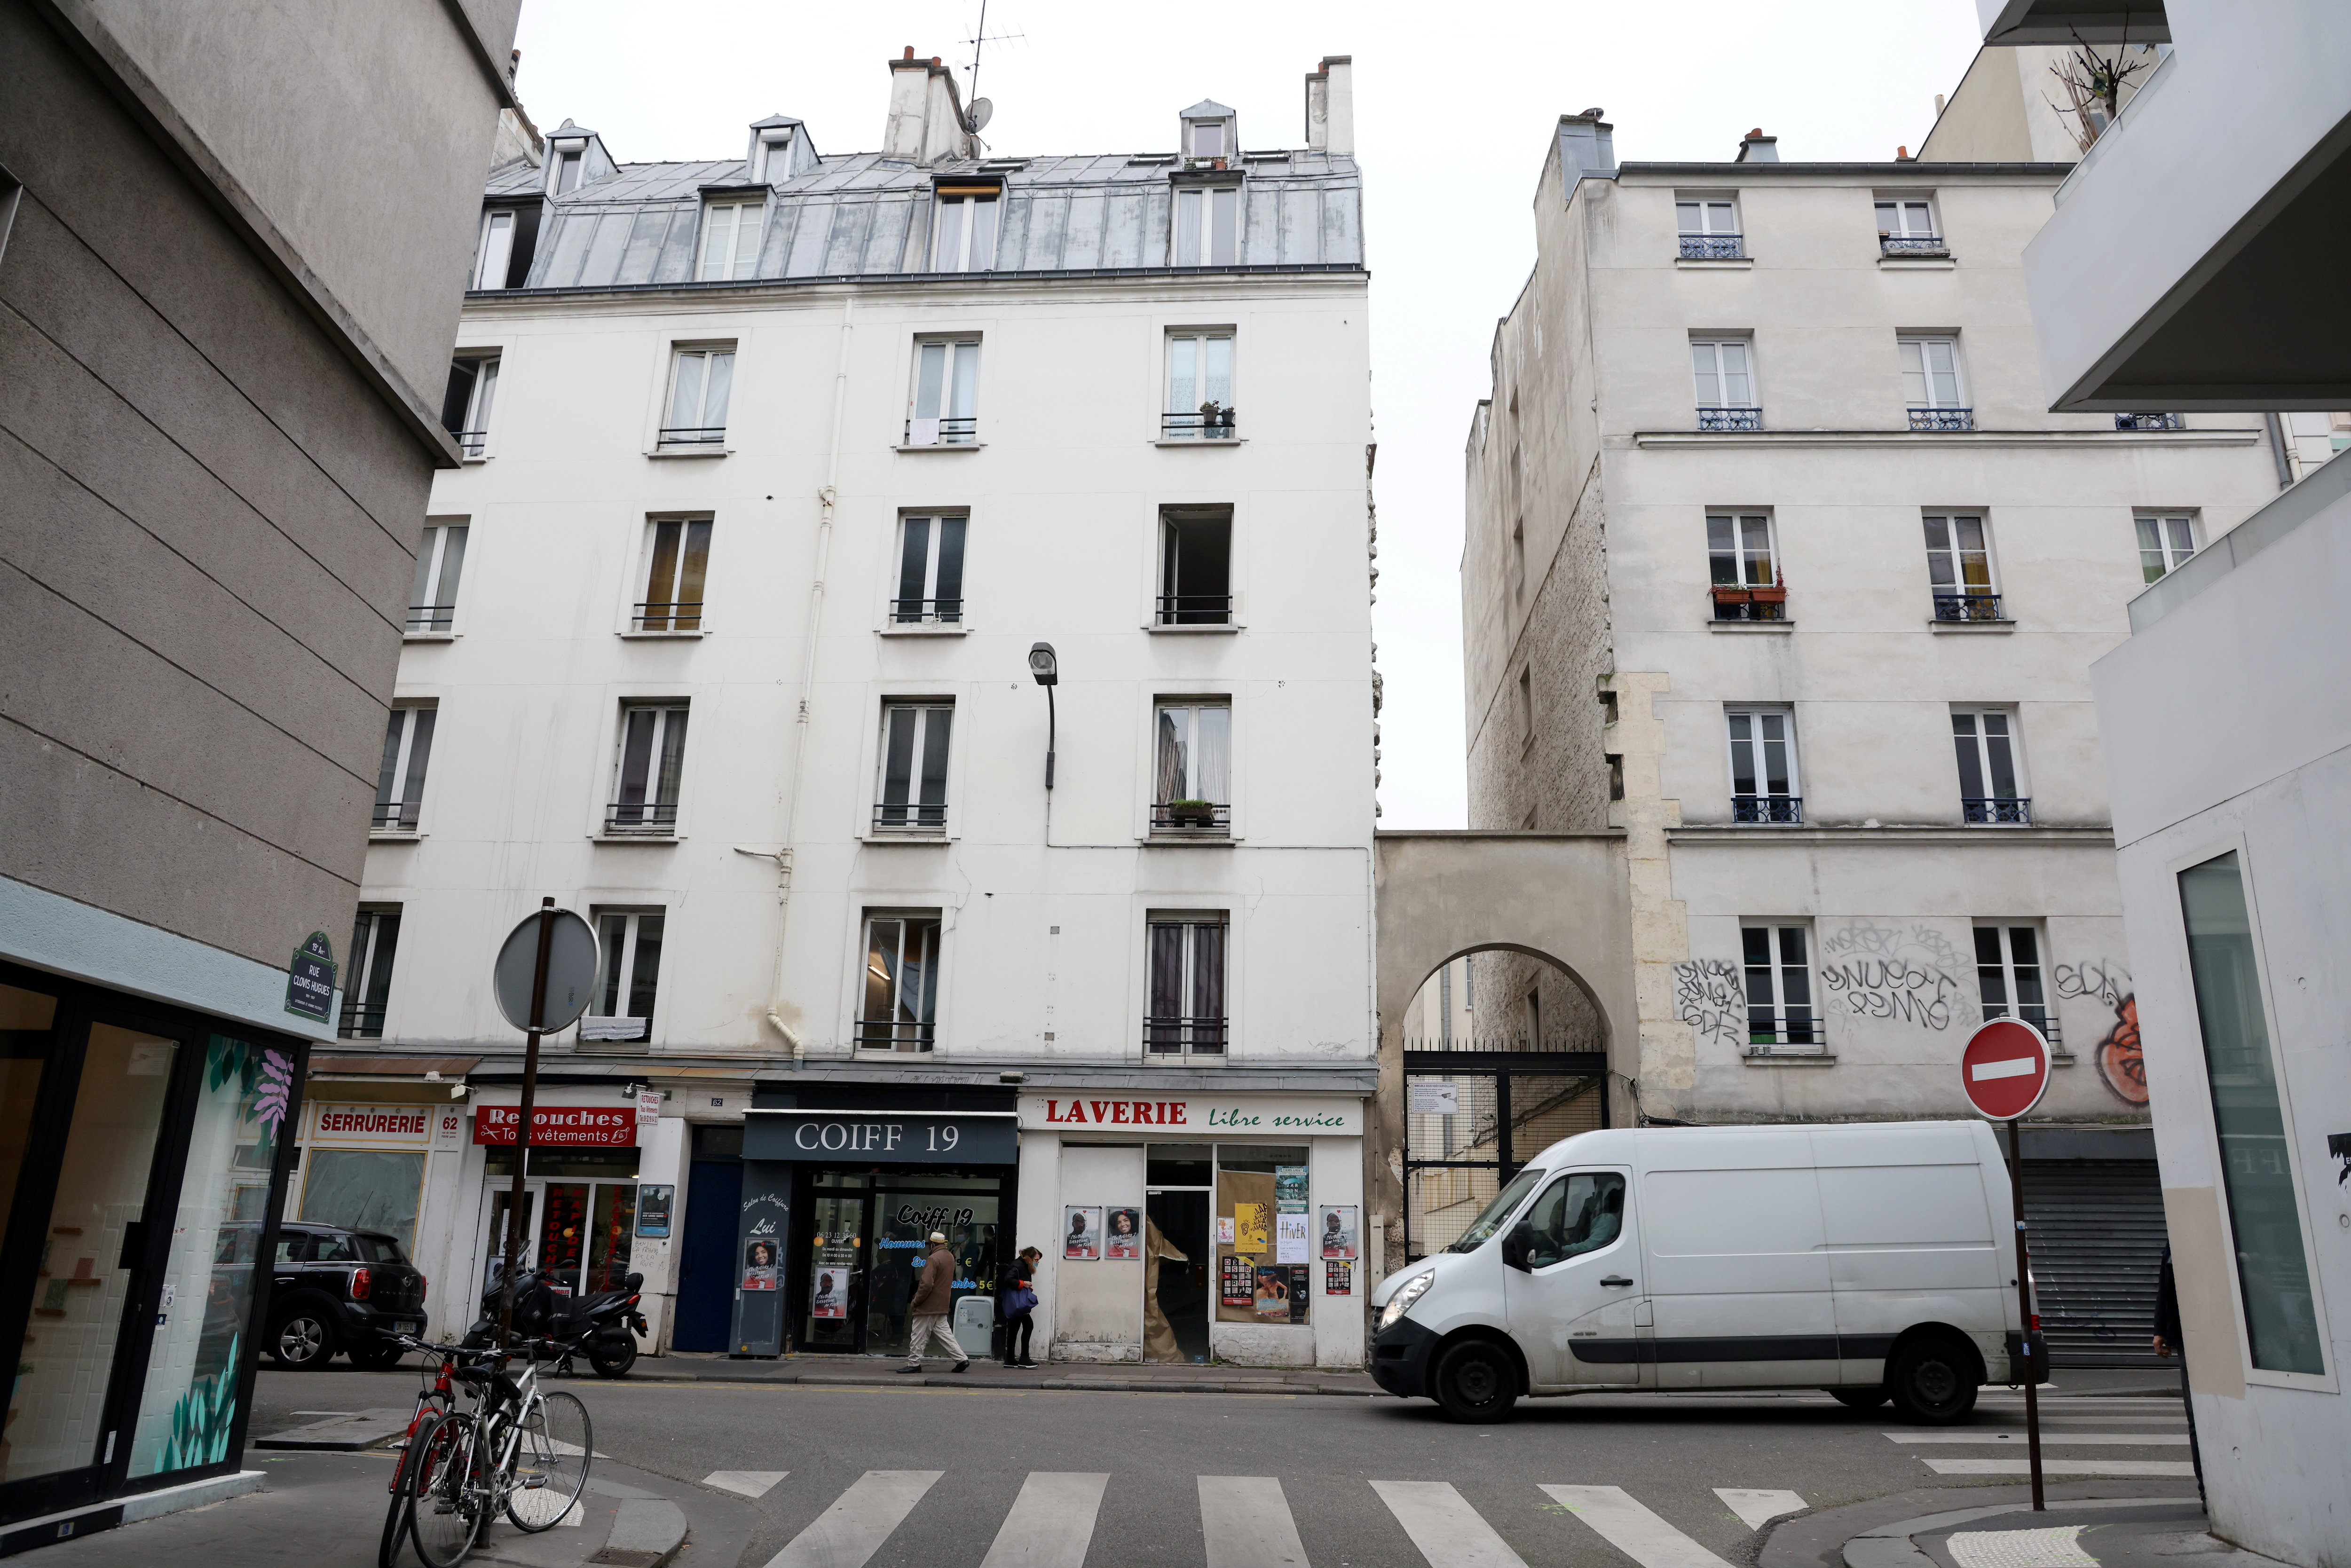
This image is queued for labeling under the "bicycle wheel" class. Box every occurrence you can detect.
[504,1391,592,1532]
[380,1393,451,1568]
[406,1410,484,1568]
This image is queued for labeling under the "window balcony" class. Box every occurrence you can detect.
[1908,407,1975,432]
[903,416,979,446]
[2114,412,2184,431]
[1156,593,1233,626]
[854,1020,934,1051]
[338,1002,386,1040]
[1696,405,1762,432]
[603,801,679,835]
[632,599,704,632]
[1710,584,1788,621]
[1933,592,2004,623]
[1162,410,1239,441]
[1150,801,1231,835]
[371,802,422,832]
[1963,796,2034,825]
[407,603,457,634]
[1744,1019,1825,1056]
[1732,794,1804,824]
[1678,233,1744,260]
[890,597,963,625]
[873,802,949,832]
[1144,1016,1227,1055]
[1879,234,1950,258]
[656,425,727,448]
[454,429,488,459]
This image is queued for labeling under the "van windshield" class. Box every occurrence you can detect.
[1445,1166,1548,1253]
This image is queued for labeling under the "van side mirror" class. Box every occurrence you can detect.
[1499,1223,1532,1273]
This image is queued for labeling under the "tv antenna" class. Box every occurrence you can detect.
[962,0,1023,134]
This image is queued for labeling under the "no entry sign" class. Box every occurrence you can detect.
[1961,1018,2053,1119]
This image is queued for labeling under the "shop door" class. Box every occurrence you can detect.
[801,1190,869,1352]
[672,1159,741,1352]
[479,1179,639,1304]
[867,1176,1002,1360]
[1145,1191,1211,1364]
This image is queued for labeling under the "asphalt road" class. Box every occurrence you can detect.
[252,1367,2191,1568]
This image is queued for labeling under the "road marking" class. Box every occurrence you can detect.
[1946,1525,2099,1568]
[1921,1459,2197,1477]
[1371,1480,1528,1568]
[763,1470,942,1568]
[706,1470,789,1499]
[985,1473,1109,1568]
[1202,1477,1311,1568]
[1540,1486,1732,1568]
[1714,1489,1806,1530]
[1885,1432,2188,1444]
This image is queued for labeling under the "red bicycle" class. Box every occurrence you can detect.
[378,1335,457,1568]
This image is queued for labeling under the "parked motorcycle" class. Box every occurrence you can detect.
[465,1265,648,1378]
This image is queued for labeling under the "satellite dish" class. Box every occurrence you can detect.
[968,98,993,133]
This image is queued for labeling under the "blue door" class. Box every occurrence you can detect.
[671,1158,741,1351]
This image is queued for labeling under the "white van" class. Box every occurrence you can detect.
[1367,1121,2038,1423]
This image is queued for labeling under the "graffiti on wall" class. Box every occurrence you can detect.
[1672,959,1745,1052]
[2056,958,2143,1105]
[2054,959,2130,1009]
[1819,922,1964,1032]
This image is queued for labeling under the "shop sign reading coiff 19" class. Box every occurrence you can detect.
[1017,1094,1361,1135]
[744,1111,1017,1165]
[472,1105,637,1147]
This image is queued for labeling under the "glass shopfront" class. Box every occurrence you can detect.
[795,1170,1004,1356]
[478,1145,641,1296]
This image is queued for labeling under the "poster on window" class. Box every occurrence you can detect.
[1274,1165,1309,1206]
[1318,1206,1358,1260]
[1275,1208,1311,1264]
[1253,1264,1309,1323]
[810,1266,850,1319]
[1215,1216,1236,1245]
[1220,1254,1255,1308]
[1064,1206,1102,1260]
[1231,1202,1268,1255]
[1104,1207,1142,1259]
[742,1239,780,1291]
[1325,1258,1353,1296]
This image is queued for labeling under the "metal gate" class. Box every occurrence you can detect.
[1401,1051,1606,1261]
[2023,1158,2168,1367]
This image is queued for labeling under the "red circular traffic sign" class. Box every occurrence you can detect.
[1960,1018,2053,1119]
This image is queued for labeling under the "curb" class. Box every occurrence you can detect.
[1759,1482,2193,1568]
[1842,1496,2203,1568]
[591,1497,687,1568]
[592,1365,1389,1397]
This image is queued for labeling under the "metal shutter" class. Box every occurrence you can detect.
[2022,1159,2167,1367]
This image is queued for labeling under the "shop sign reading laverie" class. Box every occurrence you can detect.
[1017,1094,1360,1135]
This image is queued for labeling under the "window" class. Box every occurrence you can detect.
[661,346,734,448]
[1900,337,1972,430]
[409,522,468,633]
[609,702,688,834]
[1708,512,1782,619]
[1521,1170,1626,1269]
[1188,118,1228,159]
[340,906,401,1039]
[373,704,435,832]
[1146,912,1226,1055]
[859,911,941,1050]
[1173,184,1240,266]
[636,518,711,631]
[932,187,1000,272]
[1166,331,1235,439]
[1952,709,2028,824]
[1522,990,1542,1049]
[875,701,952,831]
[1742,924,1818,1051]
[440,353,498,459]
[1153,701,1231,834]
[1158,507,1232,625]
[1691,339,1758,430]
[1607,753,1625,802]
[2176,851,2325,1376]
[892,514,966,624]
[1726,708,1799,823]
[583,912,663,1043]
[1876,197,1945,255]
[906,338,980,445]
[696,198,765,281]
[1923,513,2000,621]
[1676,197,1741,259]
[1974,925,2053,1042]
[473,210,515,290]
[552,147,583,195]
[2136,513,2198,582]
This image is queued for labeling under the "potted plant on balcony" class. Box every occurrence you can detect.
[1166,799,1217,829]
[1748,569,1788,612]
[1710,582,1753,610]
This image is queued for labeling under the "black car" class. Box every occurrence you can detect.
[263,1223,429,1369]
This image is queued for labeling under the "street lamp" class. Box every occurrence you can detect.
[1029,643,1057,789]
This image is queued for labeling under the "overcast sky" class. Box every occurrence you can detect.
[511,1,1984,827]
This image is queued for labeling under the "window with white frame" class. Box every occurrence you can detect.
[1146,912,1226,1055]
[1172,184,1240,267]
[472,209,516,289]
[2136,513,2198,582]
[1742,923,1819,1050]
[636,518,711,631]
[551,147,583,195]
[583,910,663,1043]
[1952,709,2027,824]
[858,911,941,1050]
[1726,708,1799,823]
[609,701,688,833]
[1899,336,1971,429]
[408,521,468,633]
[373,703,435,832]
[932,186,1000,272]
[1707,512,1782,619]
[661,346,734,448]
[906,338,980,445]
[1166,331,1235,439]
[1158,507,1232,625]
[340,906,402,1039]
[1974,924,2053,1042]
[1875,196,1943,253]
[696,197,765,281]
[875,701,952,830]
[892,514,966,624]
[1153,700,1231,834]
[1188,118,1230,159]
[1923,512,1999,620]
[1675,196,1741,258]
[441,353,498,459]
[1691,339,1758,429]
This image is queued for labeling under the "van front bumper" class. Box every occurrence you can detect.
[1369,1316,1441,1399]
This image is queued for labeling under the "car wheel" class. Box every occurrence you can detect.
[1887,1338,1978,1425]
[1430,1339,1518,1424]
[1829,1387,1889,1410]
[271,1309,338,1369]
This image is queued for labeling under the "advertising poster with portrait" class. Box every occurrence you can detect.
[1104,1206,1142,1259]
[810,1266,850,1319]
[1253,1264,1309,1323]
[1319,1205,1357,1260]
[1064,1205,1102,1260]
[742,1238,780,1292]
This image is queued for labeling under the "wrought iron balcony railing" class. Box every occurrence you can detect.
[1963,796,2033,825]
[1678,233,1744,260]
[657,425,726,448]
[1150,801,1231,834]
[406,603,457,633]
[854,1019,935,1051]
[603,801,680,834]
[2114,412,2184,431]
[1144,1016,1228,1055]
[873,801,949,831]
[1908,407,1975,432]
[890,597,964,625]
[1696,405,1762,432]
[632,599,704,632]
[1745,1018,1825,1055]
[1156,593,1233,626]
[1162,410,1239,441]
[1732,794,1804,824]
[372,801,421,832]
[338,1001,386,1040]
[903,416,979,446]
[1879,234,1950,257]
[1933,592,2004,622]
[454,429,488,459]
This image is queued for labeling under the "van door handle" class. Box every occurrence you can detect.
[1600,1276,1633,1288]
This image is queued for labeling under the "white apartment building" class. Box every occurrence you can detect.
[300,53,1377,1370]
[1446,113,2284,1360]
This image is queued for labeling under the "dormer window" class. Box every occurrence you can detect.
[697,198,765,282]
[1173,184,1239,267]
[1177,99,1239,170]
[472,210,514,290]
[933,185,1000,273]
[750,131,790,184]
[1189,120,1227,159]
[552,146,583,195]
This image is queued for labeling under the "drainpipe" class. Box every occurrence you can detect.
[2264,412,2295,489]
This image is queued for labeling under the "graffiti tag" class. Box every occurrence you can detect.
[2055,959,2132,1009]
[1822,959,1962,1031]
[2094,995,2145,1105]
[1671,960,1745,1051]
[1821,920,1965,975]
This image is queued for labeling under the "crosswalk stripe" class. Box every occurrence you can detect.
[1921,1459,2197,1477]
[1540,1486,1732,1568]
[706,1470,789,1500]
[763,1470,943,1568]
[1201,1477,1310,1568]
[1885,1432,2189,1444]
[1714,1489,1806,1531]
[984,1473,1110,1568]
[1370,1480,1528,1568]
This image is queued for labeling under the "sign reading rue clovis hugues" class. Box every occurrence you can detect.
[284,931,336,1024]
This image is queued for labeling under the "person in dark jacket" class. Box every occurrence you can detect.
[2152,1244,2203,1499]
[899,1231,970,1374]
[1002,1246,1042,1368]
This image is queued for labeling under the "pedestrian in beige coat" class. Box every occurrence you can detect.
[898,1230,970,1373]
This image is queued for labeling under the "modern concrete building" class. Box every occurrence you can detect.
[323,52,1378,1371]
[0,0,521,1543]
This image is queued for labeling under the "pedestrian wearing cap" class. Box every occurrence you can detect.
[899,1230,970,1374]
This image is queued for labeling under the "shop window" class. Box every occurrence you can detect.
[341,906,401,1039]
[300,1148,426,1253]
[583,910,663,1044]
[858,910,941,1050]
[0,982,60,1223]
[1212,1145,1310,1327]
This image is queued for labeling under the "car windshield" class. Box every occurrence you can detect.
[355,1234,409,1265]
[1445,1165,1549,1253]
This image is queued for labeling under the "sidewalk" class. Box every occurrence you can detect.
[1762,1484,2285,1568]
[615,1351,1386,1397]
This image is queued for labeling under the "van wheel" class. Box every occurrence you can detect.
[1430,1340,1517,1424]
[1887,1339,1978,1425]
[1828,1387,1888,1410]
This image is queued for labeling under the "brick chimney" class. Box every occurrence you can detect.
[1736,128,1779,162]
[884,47,976,165]
[1305,55,1354,155]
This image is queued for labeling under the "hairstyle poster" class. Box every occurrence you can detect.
[1319,1205,1358,1260]
[742,1238,779,1292]
[810,1267,849,1319]
[1104,1206,1142,1259]
[1064,1205,1102,1260]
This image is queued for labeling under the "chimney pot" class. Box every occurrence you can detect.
[932,56,940,67]
[1748,127,1762,138]
[904,46,914,58]
[1897,145,1910,159]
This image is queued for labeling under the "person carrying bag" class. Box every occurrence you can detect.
[1002,1245,1042,1368]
